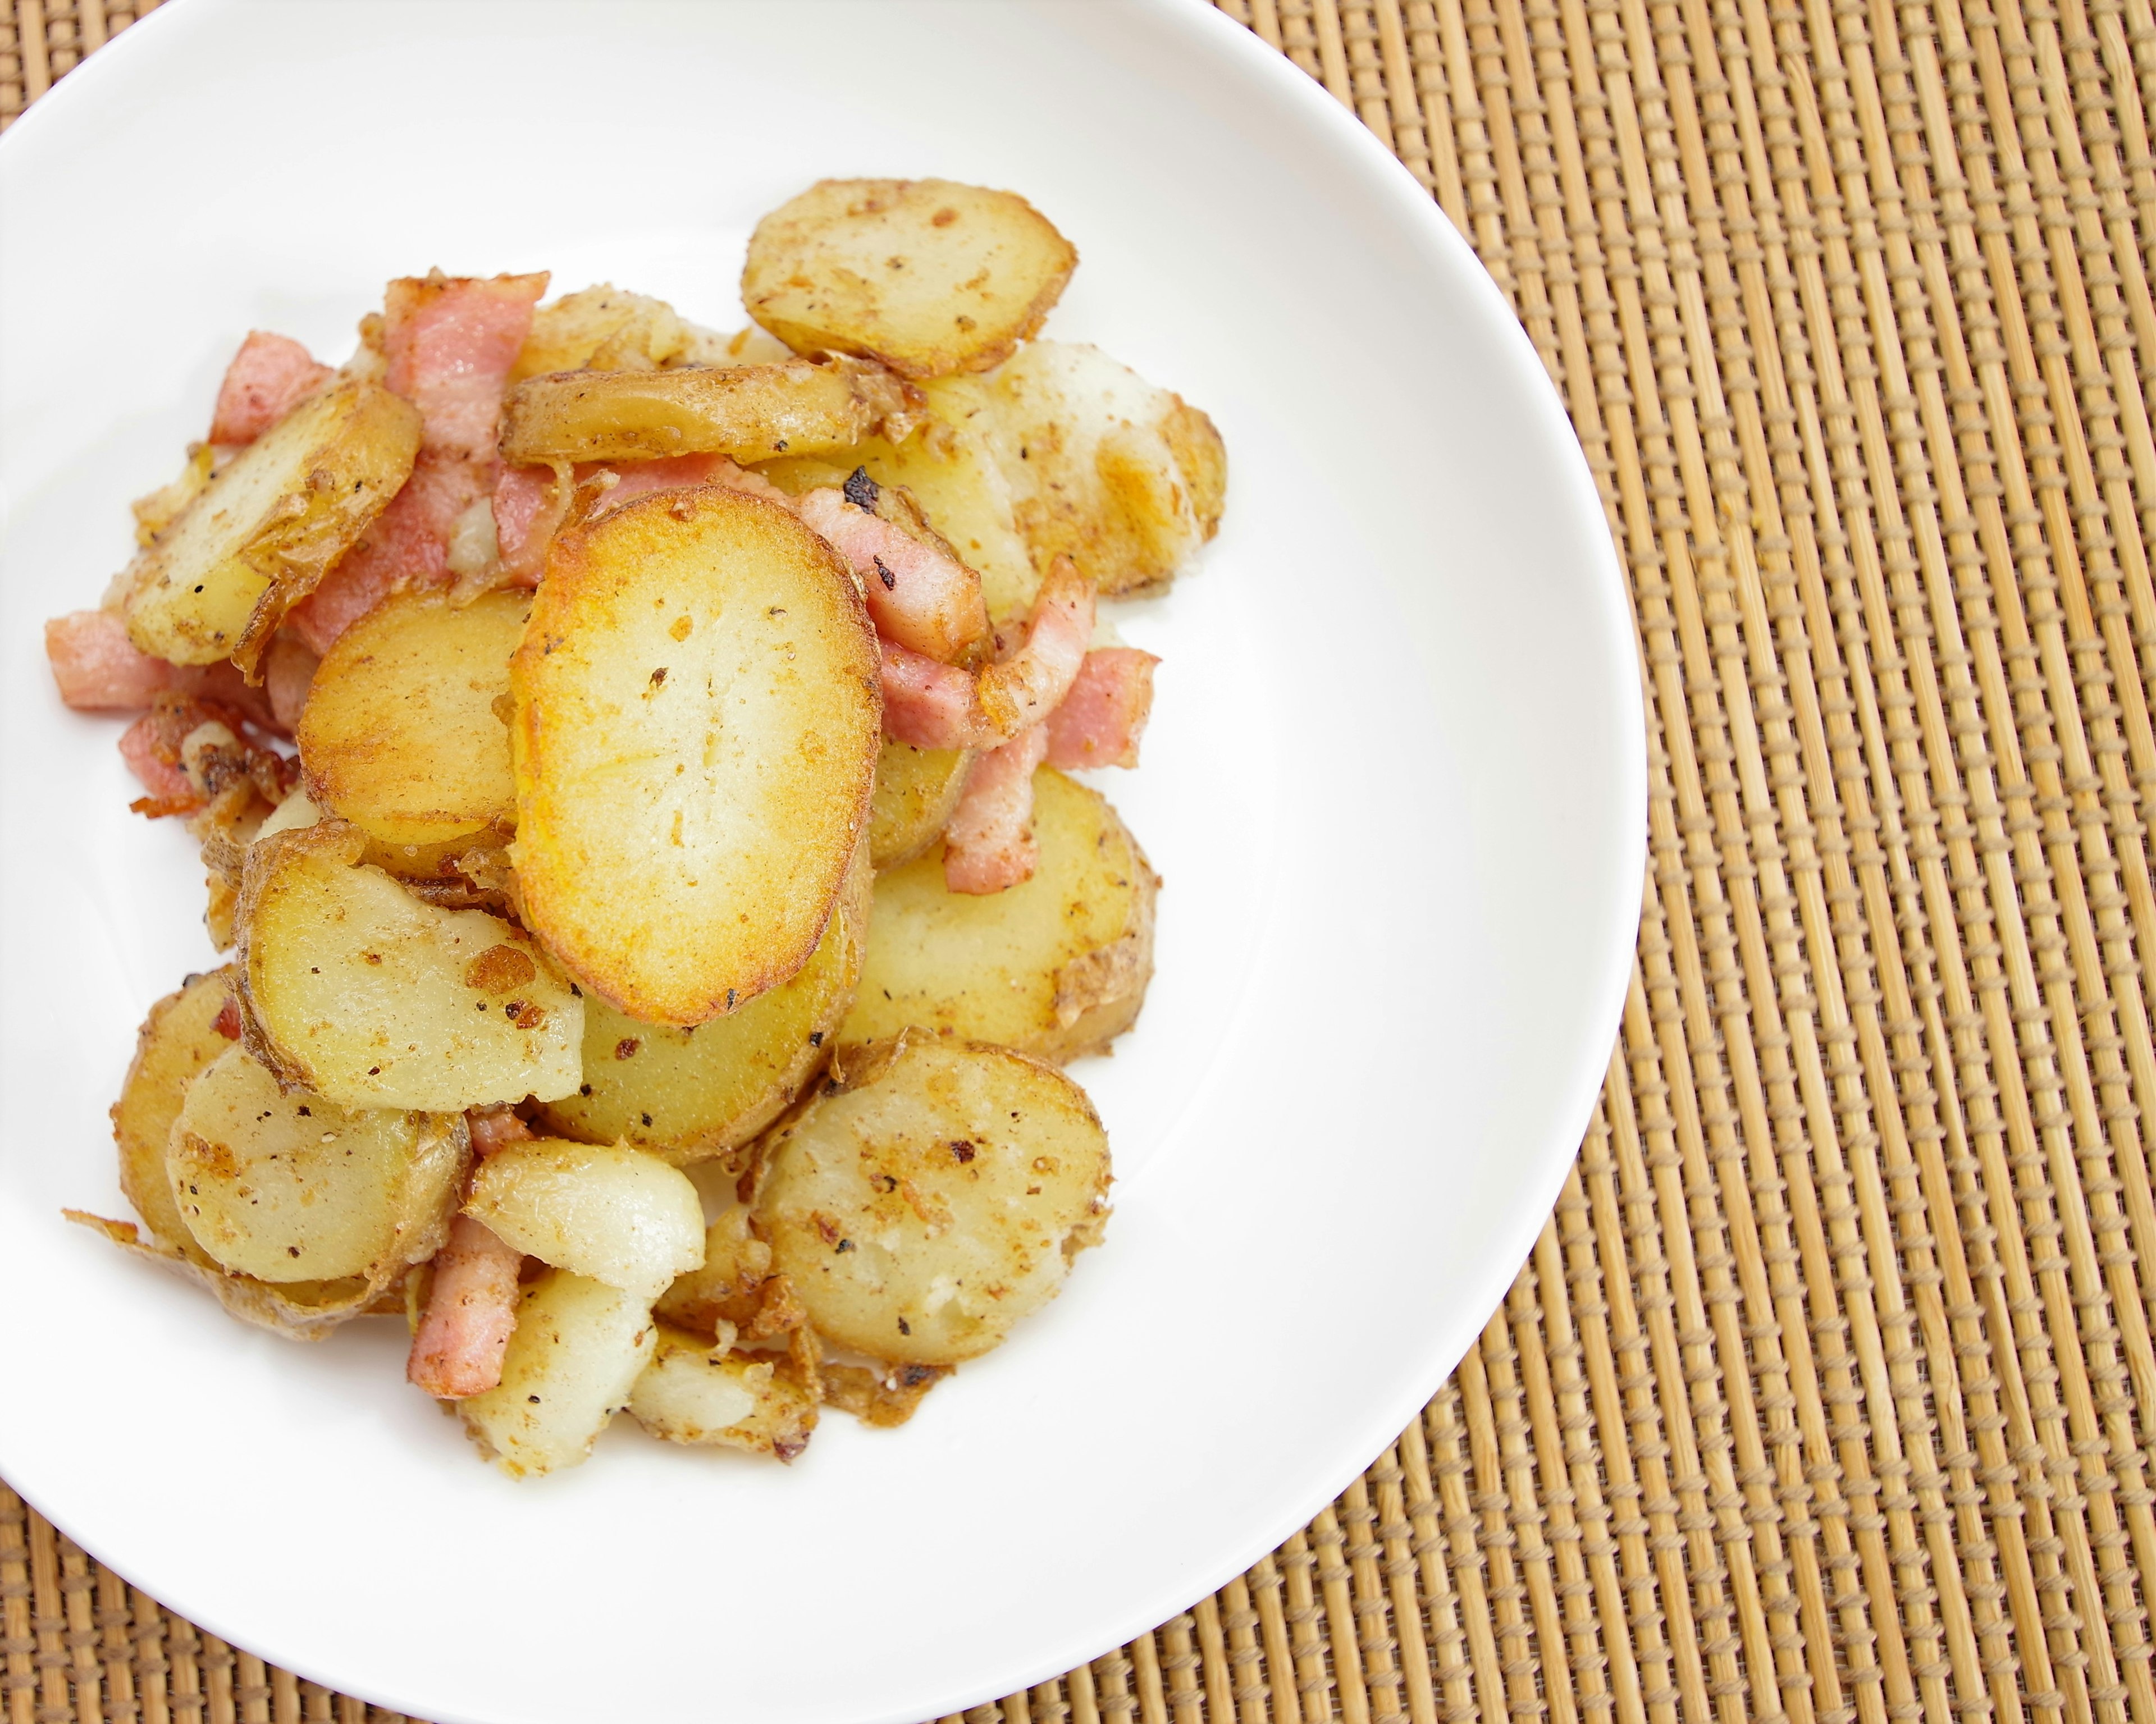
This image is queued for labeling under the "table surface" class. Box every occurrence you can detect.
[8,1,2156,1720]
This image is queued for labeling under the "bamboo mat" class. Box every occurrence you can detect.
[7,0,2156,1717]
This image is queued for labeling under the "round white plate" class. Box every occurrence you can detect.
[0,3,1643,1721]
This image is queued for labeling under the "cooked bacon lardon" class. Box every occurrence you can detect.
[407,1215,526,1400]
[796,484,989,662]
[117,693,293,818]
[283,450,490,653]
[208,332,332,446]
[44,610,277,729]
[943,725,1052,894]
[1044,647,1158,771]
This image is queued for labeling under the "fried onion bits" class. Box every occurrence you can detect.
[509,487,881,1026]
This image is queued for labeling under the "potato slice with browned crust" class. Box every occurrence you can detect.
[168,1046,467,1283]
[111,969,235,1268]
[986,342,1226,596]
[628,1325,818,1460]
[841,769,1156,1063]
[499,357,911,466]
[509,488,880,1026]
[868,741,974,871]
[237,820,583,1110]
[296,588,525,848]
[126,378,421,669]
[533,843,869,1163]
[510,285,714,382]
[753,1032,1111,1365]
[742,179,1076,381]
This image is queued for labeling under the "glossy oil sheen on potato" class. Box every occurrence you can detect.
[755,1033,1111,1364]
[533,843,869,1162]
[509,487,880,1025]
[298,588,526,847]
[841,769,1156,1063]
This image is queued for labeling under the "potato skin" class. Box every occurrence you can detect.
[510,487,881,1026]
[753,1032,1112,1364]
[743,179,1076,381]
[126,379,421,669]
[297,588,526,848]
[112,970,235,1267]
[841,769,1157,1063]
[533,842,870,1163]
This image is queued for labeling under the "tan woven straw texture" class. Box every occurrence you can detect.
[8,0,2156,1716]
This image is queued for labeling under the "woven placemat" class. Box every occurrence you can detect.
[9,0,2156,1717]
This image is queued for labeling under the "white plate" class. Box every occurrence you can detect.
[0,4,1643,1721]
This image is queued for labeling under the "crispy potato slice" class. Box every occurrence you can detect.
[510,488,880,1025]
[533,843,869,1162]
[112,970,235,1267]
[296,588,525,848]
[510,285,709,381]
[168,1045,467,1282]
[986,342,1226,596]
[499,357,908,465]
[841,769,1156,1062]
[742,179,1076,381]
[237,820,583,1110]
[458,1270,656,1476]
[654,1205,773,1335]
[868,740,974,871]
[126,379,422,669]
[628,1325,818,1460]
[755,1032,1110,1364]
[463,1138,705,1301]
[819,1360,951,1428]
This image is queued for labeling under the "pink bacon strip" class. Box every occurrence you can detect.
[407,1215,526,1401]
[384,272,548,461]
[942,725,1051,895]
[44,610,277,729]
[1043,647,1159,771]
[208,332,331,445]
[797,484,989,662]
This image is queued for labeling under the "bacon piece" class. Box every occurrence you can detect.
[118,693,294,817]
[117,714,197,813]
[797,485,989,661]
[976,556,1093,738]
[467,1109,533,1158]
[879,638,982,748]
[262,633,319,731]
[943,725,1050,894]
[208,332,331,445]
[45,610,278,729]
[281,451,490,653]
[211,996,243,1041]
[384,272,547,460]
[1044,648,1159,770]
[407,1215,526,1400]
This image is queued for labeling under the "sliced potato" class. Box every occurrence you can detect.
[820,1359,951,1429]
[463,1138,704,1302]
[112,970,235,1266]
[841,769,1156,1062]
[131,443,218,547]
[534,844,869,1161]
[753,1032,1111,1364]
[168,1045,467,1283]
[499,357,906,466]
[986,342,1226,596]
[742,179,1076,380]
[511,285,701,381]
[654,1206,774,1334]
[628,1325,818,1460]
[296,588,526,848]
[126,379,422,669]
[237,820,583,1110]
[510,488,880,1025]
[868,740,975,871]
[458,1269,656,1477]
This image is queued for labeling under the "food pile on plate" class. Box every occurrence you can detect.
[45,180,1225,1477]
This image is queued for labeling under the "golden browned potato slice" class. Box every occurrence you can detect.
[654,1206,773,1335]
[754,1032,1110,1364]
[126,379,422,669]
[819,1360,951,1429]
[841,770,1155,1063]
[986,342,1226,596]
[499,357,907,466]
[131,443,218,548]
[628,1326,819,1460]
[510,488,881,1026]
[168,1045,467,1283]
[459,1269,656,1476]
[463,1138,705,1301]
[742,179,1076,381]
[112,970,235,1267]
[237,821,583,1110]
[867,740,974,871]
[533,845,869,1162]
[296,588,526,849]
[510,285,716,381]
